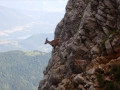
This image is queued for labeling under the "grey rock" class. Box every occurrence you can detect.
[90,45,99,55]
[38,0,120,90]
[78,85,86,90]
[50,85,56,90]
[84,19,98,31]
[95,14,106,23]
[105,39,113,54]
[54,19,64,38]
[103,0,114,9]
[57,86,66,90]
[73,74,86,85]
[97,9,106,17]
[89,85,95,90]
[49,73,62,85]
[106,20,115,28]
[102,26,109,35]
[112,38,120,47]
[107,14,116,21]
[86,68,96,75]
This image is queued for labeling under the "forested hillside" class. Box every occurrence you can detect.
[0,50,51,90]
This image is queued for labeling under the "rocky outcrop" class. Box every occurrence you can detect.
[38,0,120,90]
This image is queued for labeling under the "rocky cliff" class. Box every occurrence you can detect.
[38,0,120,90]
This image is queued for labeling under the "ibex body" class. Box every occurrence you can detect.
[44,38,60,48]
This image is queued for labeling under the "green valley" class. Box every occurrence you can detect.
[0,50,51,90]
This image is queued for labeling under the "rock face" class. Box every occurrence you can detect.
[38,0,120,90]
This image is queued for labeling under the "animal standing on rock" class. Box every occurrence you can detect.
[44,38,60,49]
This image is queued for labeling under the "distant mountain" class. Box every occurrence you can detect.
[0,5,63,52]
[0,33,54,52]
[19,9,64,21]
[0,50,51,90]
[0,5,64,33]
[19,33,54,51]
[17,9,65,33]
[0,5,32,30]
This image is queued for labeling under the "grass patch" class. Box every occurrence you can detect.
[96,73,105,87]
[104,5,108,10]
[99,29,119,53]
[105,81,118,90]
[96,64,120,90]
[108,29,119,36]
[111,65,120,81]
[99,38,108,53]
[60,61,65,65]
[65,82,72,90]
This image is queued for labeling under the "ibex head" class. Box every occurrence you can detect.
[44,38,49,44]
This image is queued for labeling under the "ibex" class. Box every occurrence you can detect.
[44,38,60,49]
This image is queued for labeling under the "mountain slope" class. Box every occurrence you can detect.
[0,33,54,52]
[20,33,54,48]
[0,5,63,52]
[19,33,54,51]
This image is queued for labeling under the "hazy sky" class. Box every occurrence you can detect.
[0,0,68,12]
